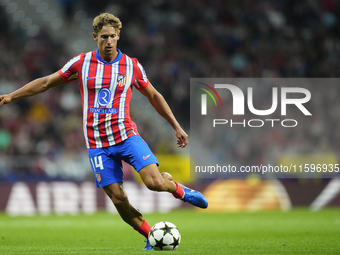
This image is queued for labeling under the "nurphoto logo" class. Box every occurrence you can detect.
[197,82,223,115]
[199,83,312,128]
[190,78,339,179]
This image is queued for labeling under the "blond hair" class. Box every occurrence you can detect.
[93,13,122,34]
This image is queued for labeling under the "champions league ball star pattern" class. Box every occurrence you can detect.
[148,221,181,250]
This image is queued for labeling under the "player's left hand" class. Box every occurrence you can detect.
[175,128,188,148]
[0,95,12,106]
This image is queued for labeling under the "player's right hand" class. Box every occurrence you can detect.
[0,95,12,106]
[175,128,188,148]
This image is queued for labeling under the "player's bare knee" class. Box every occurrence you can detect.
[107,190,128,205]
[161,172,173,181]
[145,178,166,192]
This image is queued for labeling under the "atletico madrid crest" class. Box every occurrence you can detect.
[96,172,101,182]
[117,74,127,87]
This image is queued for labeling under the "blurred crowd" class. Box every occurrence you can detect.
[0,0,340,180]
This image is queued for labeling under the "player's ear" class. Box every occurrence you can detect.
[93,32,98,41]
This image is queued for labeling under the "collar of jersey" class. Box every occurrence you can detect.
[95,49,122,64]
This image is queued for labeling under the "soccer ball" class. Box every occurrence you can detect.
[148,221,181,250]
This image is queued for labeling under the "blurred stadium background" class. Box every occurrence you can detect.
[0,0,340,216]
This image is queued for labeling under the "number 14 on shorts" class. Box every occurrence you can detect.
[90,156,104,170]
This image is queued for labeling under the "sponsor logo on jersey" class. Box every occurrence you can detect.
[98,88,111,107]
[89,107,117,114]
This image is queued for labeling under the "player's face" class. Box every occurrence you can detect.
[93,25,120,62]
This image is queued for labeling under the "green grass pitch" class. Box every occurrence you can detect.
[0,208,339,254]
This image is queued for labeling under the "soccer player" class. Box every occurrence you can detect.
[0,13,208,250]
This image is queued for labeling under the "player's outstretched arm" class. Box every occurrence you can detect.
[0,72,65,106]
[138,82,188,148]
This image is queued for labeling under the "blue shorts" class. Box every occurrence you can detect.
[88,135,159,188]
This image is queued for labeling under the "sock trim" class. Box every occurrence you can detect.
[133,220,151,238]
[172,181,185,199]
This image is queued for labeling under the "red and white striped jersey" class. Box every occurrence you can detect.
[58,49,149,148]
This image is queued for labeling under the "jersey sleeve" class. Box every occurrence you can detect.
[132,58,149,90]
[58,54,84,83]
